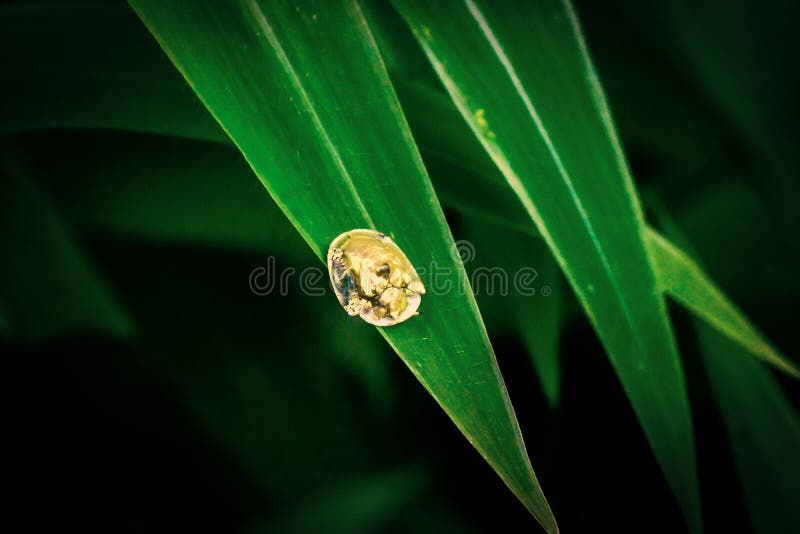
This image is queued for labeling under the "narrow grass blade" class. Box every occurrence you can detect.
[392,0,701,528]
[645,228,799,377]
[396,77,799,380]
[645,198,800,533]
[128,1,556,528]
[7,1,789,383]
[12,0,794,414]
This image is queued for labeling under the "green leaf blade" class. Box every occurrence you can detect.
[392,0,701,529]
[645,227,799,378]
[128,1,556,529]
[647,203,800,533]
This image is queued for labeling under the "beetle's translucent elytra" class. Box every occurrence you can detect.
[327,229,425,326]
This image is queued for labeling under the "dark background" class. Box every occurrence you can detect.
[4,0,800,532]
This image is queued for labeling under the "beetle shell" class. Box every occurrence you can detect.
[327,229,425,326]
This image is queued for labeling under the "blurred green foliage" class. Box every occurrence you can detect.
[2,1,799,532]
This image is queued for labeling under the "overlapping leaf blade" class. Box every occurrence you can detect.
[127,0,556,529]
[392,0,701,529]
[365,45,798,378]
[650,203,800,533]
[5,2,794,378]
[646,228,799,377]
[5,5,797,528]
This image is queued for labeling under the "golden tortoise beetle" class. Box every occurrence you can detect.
[327,229,425,326]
